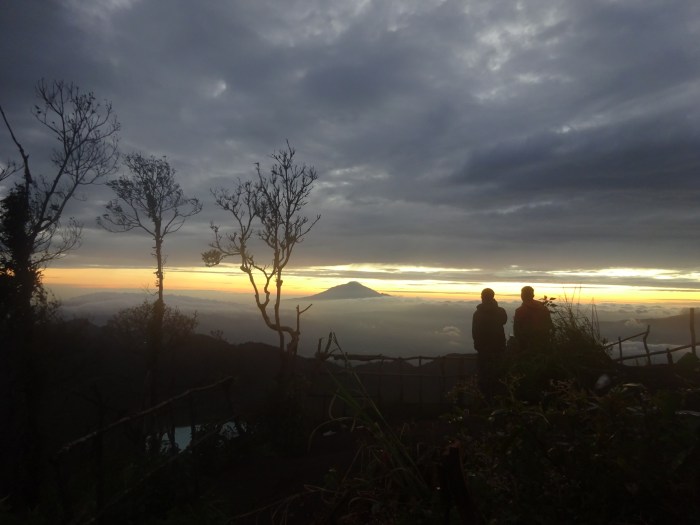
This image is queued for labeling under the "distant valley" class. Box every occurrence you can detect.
[57,283,699,359]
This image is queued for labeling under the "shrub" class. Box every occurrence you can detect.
[449,378,700,524]
[447,299,700,524]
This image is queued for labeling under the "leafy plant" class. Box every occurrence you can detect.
[448,295,700,524]
[304,333,442,524]
[448,377,700,524]
[105,299,198,362]
[506,294,616,400]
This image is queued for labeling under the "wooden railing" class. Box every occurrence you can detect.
[51,308,699,522]
[315,352,477,411]
[604,308,697,365]
[51,376,237,525]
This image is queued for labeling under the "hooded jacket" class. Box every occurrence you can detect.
[472,299,507,353]
[513,299,553,351]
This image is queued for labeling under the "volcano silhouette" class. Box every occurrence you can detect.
[301,281,389,300]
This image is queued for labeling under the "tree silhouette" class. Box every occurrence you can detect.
[107,299,198,351]
[99,153,201,408]
[0,79,119,508]
[0,79,120,324]
[203,142,320,358]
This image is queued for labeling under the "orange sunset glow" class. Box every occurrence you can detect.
[43,265,700,306]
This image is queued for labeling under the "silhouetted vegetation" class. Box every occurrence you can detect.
[203,141,320,358]
[448,376,700,524]
[202,142,322,459]
[99,153,202,409]
[0,298,698,523]
[1,80,698,524]
[1,79,120,322]
[0,79,120,509]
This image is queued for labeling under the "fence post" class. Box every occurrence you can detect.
[188,392,200,496]
[440,357,446,403]
[440,441,478,524]
[666,348,673,365]
[51,456,72,523]
[398,358,404,404]
[618,337,623,361]
[166,403,177,453]
[643,325,651,366]
[378,359,384,410]
[690,308,697,358]
[92,386,105,523]
[418,357,423,407]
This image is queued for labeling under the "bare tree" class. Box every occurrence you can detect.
[99,153,202,309]
[0,79,119,508]
[0,160,19,183]
[98,153,202,407]
[0,79,120,321]
[203,142,320,357]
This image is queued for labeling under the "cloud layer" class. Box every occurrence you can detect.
[1,0,699,292]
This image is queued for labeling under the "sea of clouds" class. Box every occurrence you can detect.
[56,290,696,360]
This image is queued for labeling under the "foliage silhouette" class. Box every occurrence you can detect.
[99,153,201,408]
[0,79,119,508]
[1,79,119,323]
[203,141,320,358]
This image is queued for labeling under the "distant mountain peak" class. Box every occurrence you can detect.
[302,281,389,300]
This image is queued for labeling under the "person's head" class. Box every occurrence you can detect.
[521,286,535,300]
[481,288,495,301]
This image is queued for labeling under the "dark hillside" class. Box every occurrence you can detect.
[34,321,336,449]
[4,314,700,524]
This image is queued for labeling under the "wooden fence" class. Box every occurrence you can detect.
[604,307,697,365]
[51,376,238,525]
[49,352,477,523]
[50,308,699,522]
[308,352,478,419]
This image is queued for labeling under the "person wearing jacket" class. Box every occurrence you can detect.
[472,288,507,397]
[513,286,553,352]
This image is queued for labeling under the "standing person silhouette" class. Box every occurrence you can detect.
[472,288,507,397]
[513,286,553,352]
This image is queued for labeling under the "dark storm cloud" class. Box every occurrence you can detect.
[1,0,700,286]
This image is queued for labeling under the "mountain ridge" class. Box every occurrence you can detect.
[299,281,390,301]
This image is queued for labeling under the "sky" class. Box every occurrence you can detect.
[1,0,700,306]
